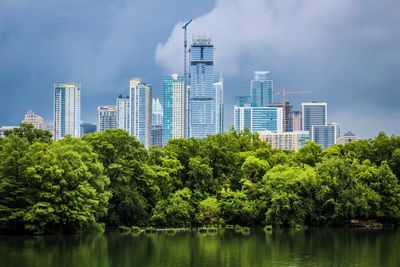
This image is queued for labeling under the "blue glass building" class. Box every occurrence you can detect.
[163,74,185,145]
[311,123,339,149]
[301,102,327,131]
[189,38,215,138]
[250,71,273,107]
[234,106,283,133]
[235,96,253,107]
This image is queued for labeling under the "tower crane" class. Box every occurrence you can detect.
[182,19,192,138]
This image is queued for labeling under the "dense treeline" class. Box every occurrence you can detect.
[1,123,400,234]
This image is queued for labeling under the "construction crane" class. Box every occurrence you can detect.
[273,89,311,132]
[182,19,192,138]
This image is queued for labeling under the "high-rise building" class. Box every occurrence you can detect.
[129,78,152,148]
[258,130,310,151]
[267,102,293,132]
[235,96,253,107]
[152,97,163,126]
[189,37,215,138]
[250,71,273,107]
[22,110,51,131]
[311,123,339,149]
[98,106,117,132]
[301,102,327,132]
[234,106,283,133]
[214,76,224,134]
[163,74,185,145]
[151,125,163,147]
[337,131,360,145]
[116,95,130,132]
[53,82,81,140]
[81,123,97,135]
[292,111,302,131]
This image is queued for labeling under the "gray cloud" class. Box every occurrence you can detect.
[155,0,400,137]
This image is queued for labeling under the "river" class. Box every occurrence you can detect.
[1,228,399,266]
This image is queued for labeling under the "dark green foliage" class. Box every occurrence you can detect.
[1,129,400,234]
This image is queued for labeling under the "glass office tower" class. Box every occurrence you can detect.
[301,102,327,131]
[234,106,283,133]
[250,71,273,107]
[189,37,215,138]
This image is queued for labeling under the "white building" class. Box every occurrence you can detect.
[258,130,310,151]
[53,82,81,140]
[214,76,224,134]
[337,131,359,145]
[22,110,51,131]
[116,96,130,132]
[129,78,152,148]
[98,106,117,132]
[234,106,283,134]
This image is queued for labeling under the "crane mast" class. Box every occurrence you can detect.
[182,19,192,138]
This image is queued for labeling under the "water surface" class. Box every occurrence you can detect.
[1,228,399,267]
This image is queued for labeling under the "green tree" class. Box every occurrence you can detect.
[196,196,220,225]
[5,123,52,144]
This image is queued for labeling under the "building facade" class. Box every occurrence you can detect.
[163,74,185,145]
[152,97,163,127]
[311,123,339,149]
[301,102,327,132]
[53,82,81,140]
[98,106,117,132]
[267,102,293,132]
[151,125,163,147]
[235,96,252,107]
[258,130,310,151]
[214,76,224,134]
[292,111,302,131]
[234,106,283,133]
[189,37,215,138]
[22,110,50,131]
[116,96,130,132]
[129,78,152,148]
[337,131,359,145]
[250,71,273,107]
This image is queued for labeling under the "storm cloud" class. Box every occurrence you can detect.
[156,0,400,137]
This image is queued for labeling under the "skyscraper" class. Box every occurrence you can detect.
[97,106,117,132]
[267,102,293,132]
[214,76,224,134]
[301,102,327,132]
[250,71,273,107]
[234,106,283,133]
[163,74,185,145]
[116,95,130,132]
[235,96,253,107]
[54,82,81,140]
[152,97,163,126]
[189,37,215,138]
[292,111,302,131]
[129,78,152,148]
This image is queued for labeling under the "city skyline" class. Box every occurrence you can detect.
[0,0,400,138]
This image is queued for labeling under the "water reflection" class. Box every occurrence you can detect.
[0,228,399,267]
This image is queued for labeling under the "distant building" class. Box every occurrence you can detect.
[235,96,253,107]
[98,106,117,132]
[152,97,163,126]
[22,110,51,131]
[267,102,293,132]
[189,37,215,138]
[258,130,310,151]
[130,78,152,148]
[234,106,283,133]
[0,126,19,138]
[214,76,224,134]
[311,123,340,149]
[151,125,163,147]
[292,111,302,131]
[337,131,359,145]
[301,102,327,132]
[250,71,273,107]
[81,123,97,135]
[53,82,81,140]
[163,74,184,145]
[116,96,130,132]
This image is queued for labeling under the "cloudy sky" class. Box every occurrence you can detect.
[0,0,399,137]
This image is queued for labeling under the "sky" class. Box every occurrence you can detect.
[0,0,399,137]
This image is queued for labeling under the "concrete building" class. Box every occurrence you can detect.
[98,106,117,132]
[116,96,130,132]
[129,78,152,148]
[53,82,81,140]
[337,131,359,145]
[214,76,224,134]
[258,130,310,151]
[301,102,327,132]
[22,110,51,131]
[234,106,283,133]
